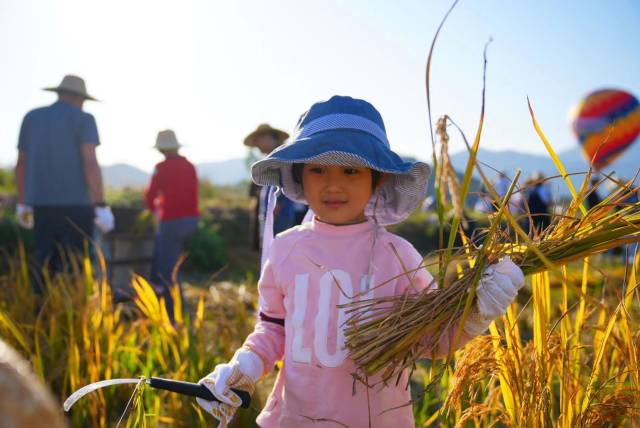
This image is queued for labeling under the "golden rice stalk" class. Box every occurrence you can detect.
[443,335,498,412]
[578,388,640,427]
[453,402,512,428]
[342,187,640,380]
[436,115,465,230]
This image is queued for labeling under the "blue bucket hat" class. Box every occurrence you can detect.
[251,95,431,225]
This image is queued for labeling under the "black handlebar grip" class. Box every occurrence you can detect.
[148,377,251,409]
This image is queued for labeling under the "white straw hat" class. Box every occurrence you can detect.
[43,75,97,101]
[154,130,182,150]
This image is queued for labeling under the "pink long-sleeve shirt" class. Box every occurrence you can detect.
[244,217,471,427]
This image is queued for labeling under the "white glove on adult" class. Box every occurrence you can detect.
[16,204,34,229]
[94,206,115,233]
[197,348,263,427]
[463,256,525,336]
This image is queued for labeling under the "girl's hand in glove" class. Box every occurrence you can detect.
[197,348,263,427]
[463,256,525,336]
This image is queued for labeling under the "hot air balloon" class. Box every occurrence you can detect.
[570,89,640,170]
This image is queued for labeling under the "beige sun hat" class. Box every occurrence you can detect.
[43,75,97,101]
[243,124,289,147]
[155,129,181,151]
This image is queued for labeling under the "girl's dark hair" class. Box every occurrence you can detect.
[291,163,382,189]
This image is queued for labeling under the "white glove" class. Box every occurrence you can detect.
[463,256,525,336]
[16,204,34,229]
[197,348,263,427]
[94,206,115,233]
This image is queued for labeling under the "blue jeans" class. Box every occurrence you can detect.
[150,216,199,320]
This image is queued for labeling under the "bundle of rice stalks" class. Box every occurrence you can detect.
[342,176,640,381]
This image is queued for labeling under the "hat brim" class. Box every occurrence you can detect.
[251,130,431,225]
[43,87,98,101]
[244,128,289,147]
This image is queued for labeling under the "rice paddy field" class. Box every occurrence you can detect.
[0,239,639,427]
[2,110,640,426]
[3,84,640,428]
[2,112,639,428]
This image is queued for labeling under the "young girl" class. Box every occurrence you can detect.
[197,96,524,427]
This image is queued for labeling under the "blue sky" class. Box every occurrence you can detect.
[1,0,638,172]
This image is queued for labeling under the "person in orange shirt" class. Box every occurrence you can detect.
[144,130,200,320]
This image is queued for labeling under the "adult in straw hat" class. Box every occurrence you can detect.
[244,123,290,154]
[14,75,114,283]
[43,74,99,101]
[244,124,307,251]
[144,130,200,321]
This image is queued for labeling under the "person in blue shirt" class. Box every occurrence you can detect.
[14,75,114,283]
[524,171,552,234]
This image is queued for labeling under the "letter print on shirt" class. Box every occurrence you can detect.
[291,270,376,367]
[292,274,312,363]
[314,270,351,367]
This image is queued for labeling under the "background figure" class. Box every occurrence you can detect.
[144,130,199,320]
[494,171,524,217]
[494,171,511,198]
[616,180,639,265]
[586,177,602,209]
[524,171,552,233]
[247,178,262,251]
[243,124,306,251]
[473,184,494,213]
[292,200,308,225]
[14,75,113,288]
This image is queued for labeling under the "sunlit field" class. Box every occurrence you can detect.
[1,238,639,427]
[0,246,261,427]
[2,69,640,428]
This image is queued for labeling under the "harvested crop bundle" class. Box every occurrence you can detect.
[342,173,640,381]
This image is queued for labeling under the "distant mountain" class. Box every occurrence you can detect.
[103,143,640,193]
[449,144,640,196]
[102,164,150,188]
[196,158,250,185]
[102,158,251,188]
[450,147,582,181]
